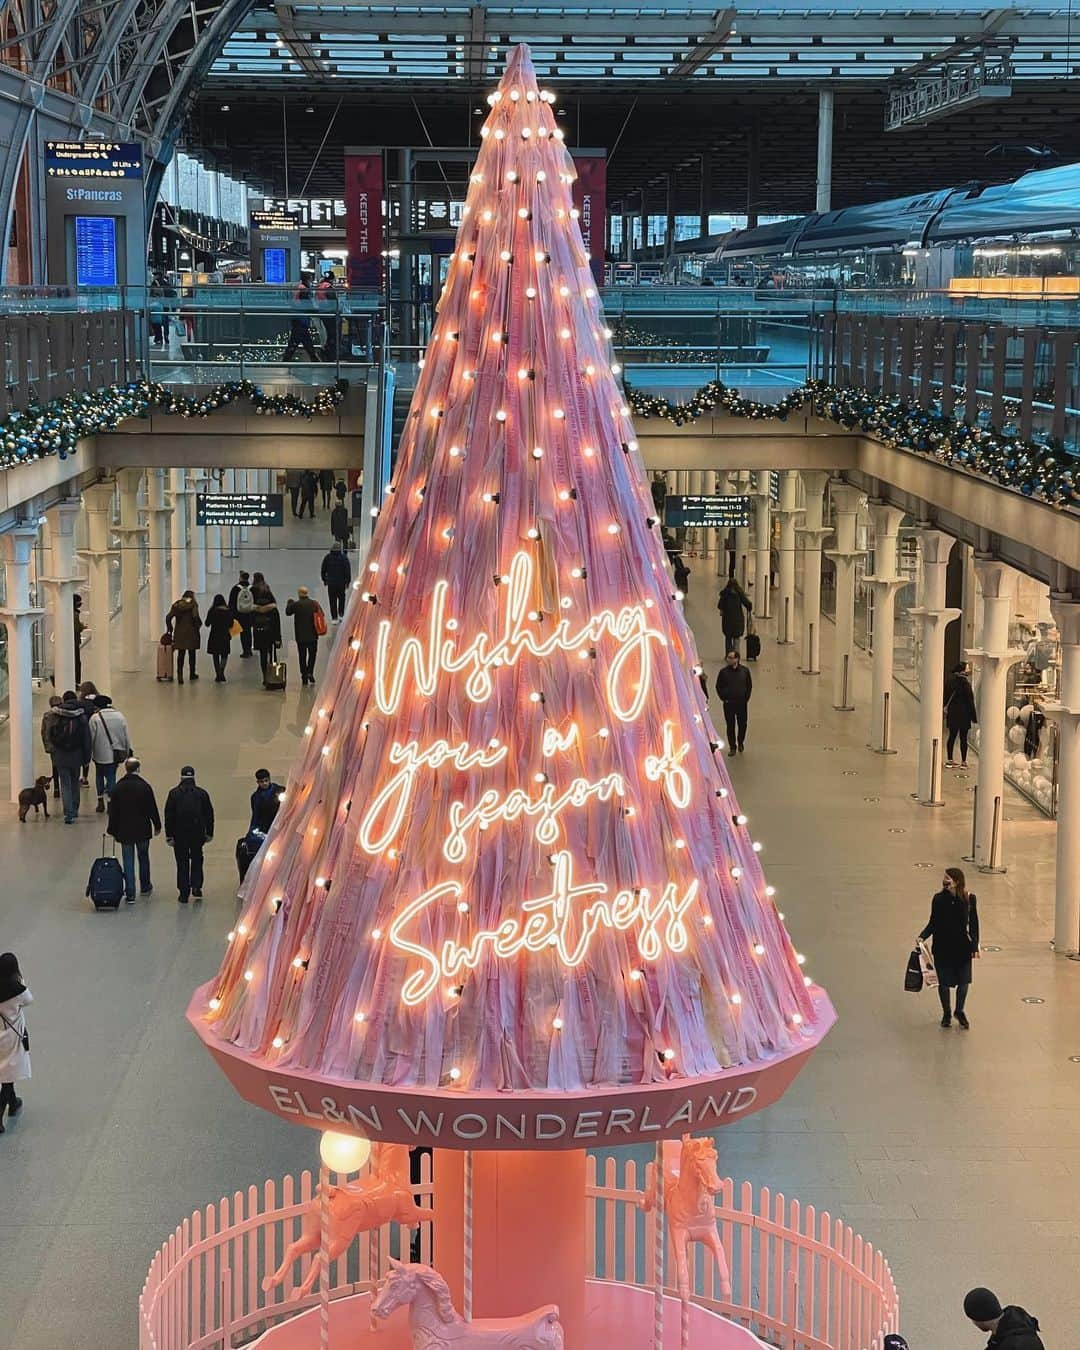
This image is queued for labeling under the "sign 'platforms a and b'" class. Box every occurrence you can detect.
[189,44,833,1149]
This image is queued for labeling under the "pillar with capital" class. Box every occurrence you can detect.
[116,469,146,672]
[824,482,866,712]
[775,470,801,644]
[145,468,172,640]
[752,476,771,619]
[79,481,118,693]
[797,469,830,674]
[1046,596,1080,954]
[0,524,44,801]
[865,502,909,752]
[39,499,81,695]
[968,557,1024,872]
[909,528,960,805]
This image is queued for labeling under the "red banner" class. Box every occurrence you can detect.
[571,153,606,286]
[344,151,384,289]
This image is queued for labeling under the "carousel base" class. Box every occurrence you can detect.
[250,1283,767,1347]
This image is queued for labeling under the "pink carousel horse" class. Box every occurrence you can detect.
[371,1259,564,1349]
[262,1142,432,1297]
[639,1134,732,1302]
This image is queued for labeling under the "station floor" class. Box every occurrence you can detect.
[0,511,1075,1350]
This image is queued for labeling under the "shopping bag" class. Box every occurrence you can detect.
[918,938,938,989]
[904,948,924,993]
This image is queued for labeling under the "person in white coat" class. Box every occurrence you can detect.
[87,696,132,813]
[0,952,31,1133]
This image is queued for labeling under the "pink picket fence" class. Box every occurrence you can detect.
[139,1155,899,1350]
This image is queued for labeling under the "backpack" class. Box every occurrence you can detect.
[236,585,255,614]
[50,713,82,753]
[172,786,207,840]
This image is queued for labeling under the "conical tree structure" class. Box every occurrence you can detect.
[191,46,831,1127]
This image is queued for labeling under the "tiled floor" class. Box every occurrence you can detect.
[0,513,1072,1350]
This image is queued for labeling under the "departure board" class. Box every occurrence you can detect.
[74,216,117,286]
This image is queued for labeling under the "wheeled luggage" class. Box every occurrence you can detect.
[87,834,125,909]
[156,632,174,681]
[745,632,761,660]
[264,651,287,690]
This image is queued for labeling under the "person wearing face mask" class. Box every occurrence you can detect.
[919,866,980,1029]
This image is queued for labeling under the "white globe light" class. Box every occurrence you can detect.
[319,1129,371,1174]
[1006,705,1021,723]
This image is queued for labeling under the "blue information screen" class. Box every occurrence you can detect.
[74,215,117,286]
[264,247,286,284]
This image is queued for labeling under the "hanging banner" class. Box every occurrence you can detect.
[571,150,606,286]
[344,149,384,290]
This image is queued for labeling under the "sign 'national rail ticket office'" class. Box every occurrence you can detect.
[195,493,284,528]
[664,494,752,529]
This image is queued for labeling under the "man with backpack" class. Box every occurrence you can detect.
[164,766,215,904]
[320,541,352,623]
[228,569,255,658]
[47,691,92,824]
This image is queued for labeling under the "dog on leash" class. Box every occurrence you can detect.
[18,776,51,821]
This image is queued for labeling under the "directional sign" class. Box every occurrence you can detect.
[196,493,284,528]
[664,494,751,529]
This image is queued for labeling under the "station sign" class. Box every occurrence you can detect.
[196,493,284,528]
[664,494,751,529]
[45,141,143,180]
[249,209,300,235]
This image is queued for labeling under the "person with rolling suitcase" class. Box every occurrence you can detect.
[237,768,284,881]
[745,615,761,662]
[106,757,161,902]
[86,836,126,910]
[250,576,283,687]
[156,632,173,681]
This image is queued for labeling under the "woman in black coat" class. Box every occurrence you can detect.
[205,594,234,683]
[249,575,282,680]
[943,661,978,767]
[919,866,980,1028]
[717,577,753,654]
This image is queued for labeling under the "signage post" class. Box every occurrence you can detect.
[195,493,284,528]
[249,210,301,284]
[44,141,144,287]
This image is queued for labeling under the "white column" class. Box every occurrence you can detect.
[909,529,960,805]
[205,471,222,575]
[735,469,751,590]
[0,524,44,802]
[776,470,801,644]
[144,468,172,640]
[170,467,189,596]
[753,479,771,619]
[79,482,118,693]
[223,468,239,558]
[824,482,865,712]
[816,89,834,214]
[796,470,830,674]
[865,502,909,753]
[40,500,81,695]
[187,469,207,595]
[1046,597,1080,954]
[116,468,145,672]
[969,558,1024,872]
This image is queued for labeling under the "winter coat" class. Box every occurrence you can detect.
[166,596,202,652]
[250,782,284,834]
[47,705,92,769]
[986,1307,1045,1350]
[715,664,753,704]
[717,581,753,637]
[330,504,350,544]
[319,469,335,491]
[300,470,318,501]
[285,469,303,491]
[944,673,977,730]
[321,548,351,588]
[88,706,131,766]
[0,987,32,1081]
[164,780,215,844]
[251,591,282,652]
[107,772,161,844]
[919,889,980,967]
[205,603,234,656]
[286,595,320,643]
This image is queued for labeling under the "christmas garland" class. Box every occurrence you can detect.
[626,377,1080,509]
[0,378,346,470]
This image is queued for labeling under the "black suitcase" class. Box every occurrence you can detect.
[236,831,265,882]
[745,632,761,661]
[264,659,287,691]
[87,835,125,909]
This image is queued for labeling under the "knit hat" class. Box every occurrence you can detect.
[964,1289,1003,1322]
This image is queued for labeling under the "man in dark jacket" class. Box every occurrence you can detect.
[963,1288,1044,1349]
[329,498,351,551]
[48,690,93,823]
[250,768,285,834]
[320,542,352,622]
[286,586,321,685]
[285,470,303,518]
[107,758,162,901]
[298,469,318,519]
[164,766,214,904]
[717,576,753,655]
[715,650,753,754]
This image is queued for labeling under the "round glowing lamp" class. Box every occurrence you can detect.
[319,1129,371,1174]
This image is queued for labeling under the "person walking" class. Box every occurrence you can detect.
[298,469,318,519]
[250,575,283,683]
[47,690,92,823]
[285,469,303,518]
[715,649,753,754]
[0,952,32,1134]
[41,694,63,800]
[318,467,335,510]
[72,593,85,686]
[944,661,978,767]
[321,541,351,623]
[673,552,690,595]
[282,275,321,362]
[76,681,101,785]
[205,593,234,682]
[166,589,202,684]
[919,866,980,1028]
[717,575,753,655]
[963,1289,1044,1348]
[87,695,132,813]
[238,768,286,881]
[330,495,351,551]
[228,570,255,658]
[286,586,323,685]
[107,757,161,901]
[164,766,214,904]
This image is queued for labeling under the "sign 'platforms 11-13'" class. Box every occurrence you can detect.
[195,493,284,528]
[664,494,752,529]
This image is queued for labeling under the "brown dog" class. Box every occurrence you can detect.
[18,776,51,822]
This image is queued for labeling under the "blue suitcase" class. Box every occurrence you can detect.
[87,835,125,909]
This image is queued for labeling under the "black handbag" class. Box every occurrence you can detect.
[904,948,924,993]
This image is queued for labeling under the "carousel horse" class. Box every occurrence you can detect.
[371,1259,564,1349]
[261,1142,432,1297]
[639,1134,732,1302]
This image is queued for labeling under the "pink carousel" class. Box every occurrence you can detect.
[141,46,899,1350]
